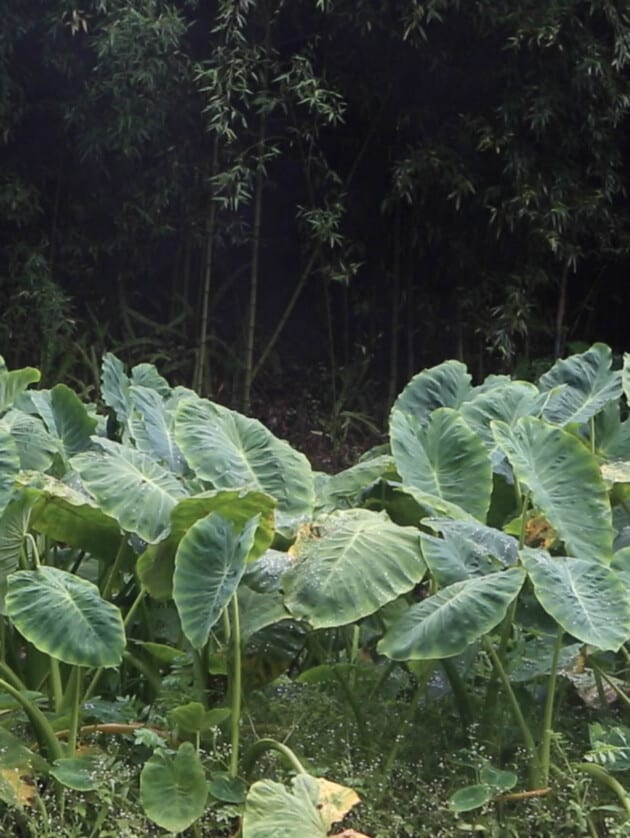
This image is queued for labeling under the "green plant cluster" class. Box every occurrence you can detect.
[2,344,630,835]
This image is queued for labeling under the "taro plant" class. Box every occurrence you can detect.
[0,352,369,835]
[277,343,630,824]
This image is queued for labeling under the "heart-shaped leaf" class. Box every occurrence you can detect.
[521,548,630,650]
[173,513,258,648]
[538,343,622,426]
[140,743,207,833]
[72,438,187,543]
[174,397,313,536]
[283,509,424,629]
[378,568,526,660]
[390,407,492,521]
[6,567,125,667]
[492,417,613,564]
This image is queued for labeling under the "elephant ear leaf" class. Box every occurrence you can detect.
[392,360,471,426]
[174,397,313,538]
[492,416,613,564]
[377,568,526,661]
[538,343,622,426]
[521,548,630,651]
[390,407,492,521]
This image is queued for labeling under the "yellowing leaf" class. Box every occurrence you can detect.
[0,768,36,808]
[316,777,360,824]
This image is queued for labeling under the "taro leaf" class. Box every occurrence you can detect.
[594,402,630,462]
[377,568,526,660]
[624,353,630,409]
[131,362,171,397]
[238,587,290,641]
[509,637,583,683]
[6,567,125,667]
[0,424,20,518]
[492,417,613,564]
[242,548,292,593]
[129,385,185,474]
[140,743,207,834]
[424,518,520,567]
[166,490,274,561]
[315,455,398,513]
[362,480,472,526]
[282,509,425,629]
[0,365,40,415]
[50,384,97,458]
[392,359,472,426]
[72,438,187,543]
[139,490,275,600]
[538,343,622,426]
[101,353,131,429]
[15,389,57,434]
[420,532,498,586]
[520,548,630,651]
[479,763,517,791]
[449,785,494,812]
[0,494,32,610]
[208,771,247,804]
[25,475,121,560]
[390,408,492,521]
[242,774,328,838]
[460,380,543,452]
[0,726,47,772]
[2,411,58,471]
[51,756,104,791]
[173,513,258,649]
[168,702,230,734]
[174,397,313,537]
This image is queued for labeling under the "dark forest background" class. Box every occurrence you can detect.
[3,0,630,460]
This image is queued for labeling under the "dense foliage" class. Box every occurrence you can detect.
[3,1,630,415]
[1,344,630,834]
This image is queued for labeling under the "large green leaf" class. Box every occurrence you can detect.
[0,365,41,415]
[377,568,526,660]
[72,438,187,543]
[131,362,171,396]
[424,518,520,567]
[129,385,185,473]
[101,353,131,429]
[420,531,499,586]
[6,567,125,667]
[492,417,613,563]
[0,494,33,614]
[460,380,544,451]
[390,407,492,521]
[174,513,258,649]
[137,489,275,600]
[521,548,630,651]
[314,454,398,513]
[538,343,622,426]
[392,359,472,426]
[174,397,314,535]
[24,474,122,560]
[2,411,58,471]
[242,774,328,838]
[362,480,472,526]
[282,509,425,629]
[50,384,97,458]
[0,424,21,518]
[140,743,208,833]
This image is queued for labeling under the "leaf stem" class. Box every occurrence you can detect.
[229,592,242,778]
[482,637,542,787]
[0,678,63,761]
[539,627,562,785]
